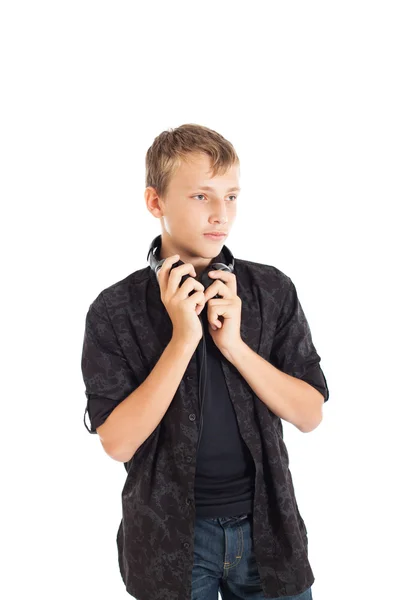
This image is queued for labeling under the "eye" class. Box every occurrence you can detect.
[193,194,237,201]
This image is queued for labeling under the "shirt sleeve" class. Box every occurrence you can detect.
[269,277,329,402]
[81,292,139,434]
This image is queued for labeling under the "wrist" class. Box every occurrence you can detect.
[170,334,199,354]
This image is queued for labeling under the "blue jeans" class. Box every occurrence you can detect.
[192,513,313,600]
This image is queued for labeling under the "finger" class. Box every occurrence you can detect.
[204,280,232,303]
[157,254,180,280]
[176,277,204,302]
[159,256,197,296]
[208,306,227,328]
[208,271,237,295]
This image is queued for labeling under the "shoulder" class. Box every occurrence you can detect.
[234,257,292,295]
[88,266,153,318]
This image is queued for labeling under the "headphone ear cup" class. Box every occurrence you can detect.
[155,257,184,280]
[160,258,197,292]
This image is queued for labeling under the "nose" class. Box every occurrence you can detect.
[211,213,228,225]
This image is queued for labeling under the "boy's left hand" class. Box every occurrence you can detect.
[202,270,243,354]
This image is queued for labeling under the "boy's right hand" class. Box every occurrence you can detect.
[157,254,205,346]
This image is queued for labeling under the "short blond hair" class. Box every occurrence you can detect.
[145,123,240,199]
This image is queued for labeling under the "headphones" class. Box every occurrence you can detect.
[147,234,235,454]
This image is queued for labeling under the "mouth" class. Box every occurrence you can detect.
[203,233,227,241]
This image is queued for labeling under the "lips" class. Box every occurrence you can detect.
[204,232,226,237]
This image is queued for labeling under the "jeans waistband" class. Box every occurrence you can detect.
[213,513,250,524]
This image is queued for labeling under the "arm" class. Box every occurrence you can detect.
[224,340,324,433]
[98,336,197,462]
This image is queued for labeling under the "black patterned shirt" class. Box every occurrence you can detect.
[81,248,329,599]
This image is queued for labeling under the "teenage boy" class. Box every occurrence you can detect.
[81,123,329,600]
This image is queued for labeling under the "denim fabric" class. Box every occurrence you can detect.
[192,513,313,600]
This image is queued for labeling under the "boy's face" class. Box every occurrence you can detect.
[147,152,240,277]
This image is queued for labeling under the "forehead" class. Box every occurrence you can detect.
[171,153,240,190]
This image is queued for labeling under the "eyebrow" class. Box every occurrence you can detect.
[193,186,241,193]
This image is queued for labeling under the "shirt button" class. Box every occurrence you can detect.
[186,456,192,463]
[183,542,190,549]
[189,413,196,421]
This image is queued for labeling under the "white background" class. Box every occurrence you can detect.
[1,1,399,599]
